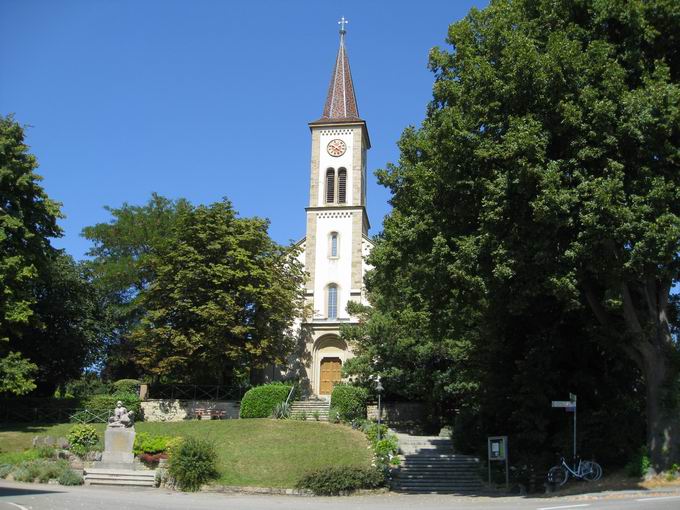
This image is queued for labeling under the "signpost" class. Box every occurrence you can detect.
[487,436,509,488]
[552,393,577,459]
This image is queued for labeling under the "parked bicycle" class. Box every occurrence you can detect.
[547,456,603,486]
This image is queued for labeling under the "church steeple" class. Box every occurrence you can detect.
[320,16,360,121]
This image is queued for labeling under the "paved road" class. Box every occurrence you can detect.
[1,481,680,510]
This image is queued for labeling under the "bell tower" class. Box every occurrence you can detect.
[298,18,372,396]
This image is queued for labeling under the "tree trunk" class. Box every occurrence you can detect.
[584,279,679,470]
[642,346,680,470]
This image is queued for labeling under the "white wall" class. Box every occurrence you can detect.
[312,213,354,319]
[316,128,355,207]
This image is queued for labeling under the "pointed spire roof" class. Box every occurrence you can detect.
[319,18,361,121]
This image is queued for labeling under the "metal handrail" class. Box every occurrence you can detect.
[285,383,297,407]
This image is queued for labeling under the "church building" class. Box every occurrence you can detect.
[294,20,373,397]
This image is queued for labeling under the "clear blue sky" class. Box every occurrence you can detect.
[1,0,487,260]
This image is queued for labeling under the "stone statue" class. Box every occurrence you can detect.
[107,400,135,428]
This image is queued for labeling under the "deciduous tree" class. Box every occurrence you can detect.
[348,0,679,468]
[131,199,306,384]
[0,115,62,394]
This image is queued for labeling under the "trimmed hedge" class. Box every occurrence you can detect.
[239,383,292,418]
[112,379,141,395]
[70,392,141,423]
[296,466,385,495]
[330,385,368,422]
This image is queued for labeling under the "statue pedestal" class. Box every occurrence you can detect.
[101,427,135,465]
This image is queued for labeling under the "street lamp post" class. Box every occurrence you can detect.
[376,378,384,440]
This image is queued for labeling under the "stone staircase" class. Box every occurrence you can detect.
[391,434,483,493]
[83,467,156,487]
[290,399,330,421]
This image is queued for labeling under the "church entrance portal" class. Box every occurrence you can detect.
[319,357,342,395]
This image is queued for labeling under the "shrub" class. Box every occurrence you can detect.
[67,424,99,450]
[330,385,368,422]
[362,422,388,443]
[239,383,292,418]
[58,469,84,486]
[112,379,141,396]
[296,466,385,495]
[13,459,66,483]
[374,436,399,460]
[328,407,341,423]
[133,433,176,455]
[625,446,651,478]
[36,460,68,483]
[35,446,55,459]
[168,436,219,491]
[80,392,142,418]
[166,437,184,457]
[0,464,12,479]
[12,466,33,482]
[313,410,320,421]
[272,401,291,419]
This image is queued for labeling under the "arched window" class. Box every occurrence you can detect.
[338,168,347,203]
[327,284,338,319]
[330,232,338,257]
[326,168,335,203]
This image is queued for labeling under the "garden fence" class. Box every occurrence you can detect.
[145,384,247,401]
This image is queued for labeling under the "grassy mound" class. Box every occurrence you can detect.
[0,419,371,488]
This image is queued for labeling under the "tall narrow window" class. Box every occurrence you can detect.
[326,169,335,203]
[327,285,338,319]
[330,232,338,257]
[338,168,347,203]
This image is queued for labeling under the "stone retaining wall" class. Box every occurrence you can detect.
[140,400,240,422]
[367,401,427,425]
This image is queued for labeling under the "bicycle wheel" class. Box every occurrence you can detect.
[547,465,569,486]
[581,461,602,481]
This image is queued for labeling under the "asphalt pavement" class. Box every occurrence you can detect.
[1,481,680,510]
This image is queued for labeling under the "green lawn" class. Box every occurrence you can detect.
[0,420,372,487]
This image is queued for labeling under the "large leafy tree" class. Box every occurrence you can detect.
[82,194,189,378]
[131,199,306,384]
[0,115,62,394]
[350,0,680,468]
[12,253,107,395]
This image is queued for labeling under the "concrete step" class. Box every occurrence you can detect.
[393,480,483,486]
[394,482,483,488]
[84,468,156,487]
[391,433,482,494]
[290,400,330,421]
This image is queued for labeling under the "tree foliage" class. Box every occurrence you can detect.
[345,0,680,468]
[81,194,189,379]
[0,115,63,395]
[131,199,305,383]
[12,253,106,395]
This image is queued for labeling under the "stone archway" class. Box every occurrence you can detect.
[312,334,348,396]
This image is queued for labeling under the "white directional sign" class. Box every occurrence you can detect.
[552,401,575,408]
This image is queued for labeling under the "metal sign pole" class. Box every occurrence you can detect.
[505,443,509,489]
[573,399,577,460]
[570,393,577,460]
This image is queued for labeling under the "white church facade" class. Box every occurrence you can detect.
[292,23,373,397]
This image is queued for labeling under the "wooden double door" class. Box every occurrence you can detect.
[319,357,342,395]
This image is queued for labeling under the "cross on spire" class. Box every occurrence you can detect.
[338,16,348,35]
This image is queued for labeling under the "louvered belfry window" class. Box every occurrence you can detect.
[326,169,335,203]
[338,168,347,203]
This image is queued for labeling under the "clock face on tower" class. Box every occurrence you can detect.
[327,139,347,157]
